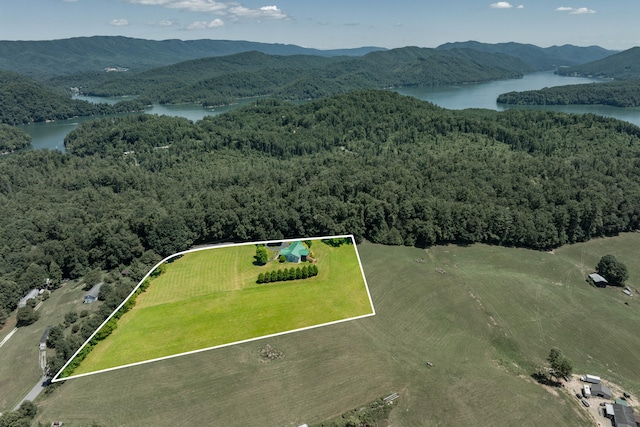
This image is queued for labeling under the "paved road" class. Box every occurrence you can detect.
[14,376,49,410]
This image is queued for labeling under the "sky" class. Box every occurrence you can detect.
[0,0,638,51]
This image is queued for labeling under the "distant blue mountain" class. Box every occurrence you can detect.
[436,41,616,70]
[0,36,385,78]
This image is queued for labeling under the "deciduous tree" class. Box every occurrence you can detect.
[596,254,628,286]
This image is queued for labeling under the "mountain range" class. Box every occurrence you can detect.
[0,36,619,80]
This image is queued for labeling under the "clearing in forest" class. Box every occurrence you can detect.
[53,235,373,380]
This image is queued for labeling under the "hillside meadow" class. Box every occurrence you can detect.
[0,280,100,412]
[32,233,640,426]
[69,239,372,376]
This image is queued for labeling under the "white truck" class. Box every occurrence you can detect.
[581,374,601,384]
[583,385,591,398]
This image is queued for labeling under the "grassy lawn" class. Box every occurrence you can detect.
[33,234,640,426]
[71,238,372,375]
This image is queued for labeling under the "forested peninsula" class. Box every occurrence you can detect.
[0,70,149,125]
[62,47,533,105]
[2,90,640,323]
[497,80,640,107]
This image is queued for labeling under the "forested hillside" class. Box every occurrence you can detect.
[2,90,640,321]
[0,36,383,78]
[497,80,640,107]
[0,70,149,125]
[556,46,640,79]
[69,47,534,104]
[0,123,30,152]
[437,41,615,70]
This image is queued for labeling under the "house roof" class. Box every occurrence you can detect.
[85,282,103,299]
[18,289,39,306]
[589,273,608,283]
[280,241,309,258]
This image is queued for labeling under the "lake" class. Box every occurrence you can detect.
[21,71,640,152]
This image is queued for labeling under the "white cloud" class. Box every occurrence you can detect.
[228,4,288,19]
[490,2,513,9]
[186,18,225,29]
[556,6,596,14]
[159,20,174,26]
[126,0,288,19]
[110,19,130,26]
[516,4,524,9]
[570,7,596,14]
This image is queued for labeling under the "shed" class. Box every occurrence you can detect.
[612,404,635,427]
[615,398,629,406]
[279,241,310,263]
[83,282,103,304]
[18,289,39,308]
[591,383,612,399]
[605,404,615,418]
[588,273,608,287]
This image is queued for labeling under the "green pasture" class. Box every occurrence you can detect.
[71,239,372,375]
[34,234,640,426]
[0,281,94,412]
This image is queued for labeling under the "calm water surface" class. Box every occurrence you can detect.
[21,71,640,152]
[20,98,259,152]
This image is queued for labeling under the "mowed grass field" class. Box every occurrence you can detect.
[0,281,99,412]
[72,239,373,375]
[34,234,640,426]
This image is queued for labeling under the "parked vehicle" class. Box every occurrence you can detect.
[581,374,601,384]
[582,399,590,407]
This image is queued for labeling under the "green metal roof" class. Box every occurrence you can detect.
[280,241,309,258]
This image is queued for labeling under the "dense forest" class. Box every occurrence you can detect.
[0,123,30,152]
[497,80,640,107]
[0,70,150,125]
[2,91,640,324]
[61,47,534,104]
[556,46,640,80]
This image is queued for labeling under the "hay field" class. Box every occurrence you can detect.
[71,239,372,375]
[34,233,640,426]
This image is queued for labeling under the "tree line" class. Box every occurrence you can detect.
[257,265,318,284]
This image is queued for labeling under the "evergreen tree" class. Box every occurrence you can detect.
[255,245,268,265]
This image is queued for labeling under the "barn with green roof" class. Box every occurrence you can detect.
[280,241,310,263]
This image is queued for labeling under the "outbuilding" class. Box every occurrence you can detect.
[83,282,103,304]
[591,383,612,399]
[612,403,635,427]
[588,273,608,288]
[18,289,39,308]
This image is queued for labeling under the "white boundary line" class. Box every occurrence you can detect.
[52,234,375,382]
